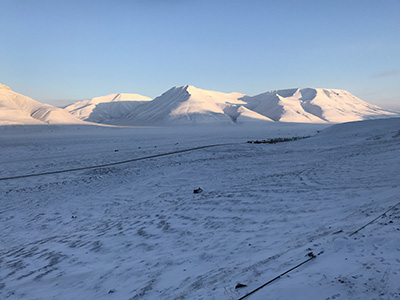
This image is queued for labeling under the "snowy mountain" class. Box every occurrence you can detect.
[64,93,152,124]
[242,88,398,123]
[1,84,398,126]
[119,85,255,125]
[0,84,84,125]
[73,86,397,126]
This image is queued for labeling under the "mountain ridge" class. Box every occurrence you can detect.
[0,86,85,125]
[64,93,151,124]
[1,84,398,126]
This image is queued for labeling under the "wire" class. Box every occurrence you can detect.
[237,200,400,299]
[349,201,400,236]
[238,254,316,300]
[0,142,241,181]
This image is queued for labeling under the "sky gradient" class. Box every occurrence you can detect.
[1,0,400,109]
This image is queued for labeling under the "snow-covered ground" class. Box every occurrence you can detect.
[1,119,399,300]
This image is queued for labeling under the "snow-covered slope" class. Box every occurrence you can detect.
[1,118,399,300]
[242,88,398,123]
[121,85,250,125]
[64,93,152,124]
[223,104,274,124]
[0,84,85,125]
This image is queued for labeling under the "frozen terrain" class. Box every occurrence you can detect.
[1,118,399,300]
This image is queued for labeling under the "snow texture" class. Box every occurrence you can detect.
[1,118,400,300]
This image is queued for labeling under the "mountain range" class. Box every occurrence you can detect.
[1,84,398,126]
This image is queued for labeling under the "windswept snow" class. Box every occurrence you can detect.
[1,118,399,299]
[0,85,85,125]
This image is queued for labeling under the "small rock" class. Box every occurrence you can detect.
[235,283,247,289]
[193,187,203,194]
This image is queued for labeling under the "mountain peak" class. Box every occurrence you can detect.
[0,86,84,125]
[171,85,197,93]
[0,84,11,90]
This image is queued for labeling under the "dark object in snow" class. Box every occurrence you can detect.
[247,136,310,144]
[235,283,247,289]
[71,215,77,219]
[332,229,343,234]
[108,289,115,294]
[193,187,203,194]
[114,149,119,152]
[306,252,316,258]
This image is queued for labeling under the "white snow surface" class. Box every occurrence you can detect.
[1,118,400,300]
[0,86,85,125]
[64,93,152,124]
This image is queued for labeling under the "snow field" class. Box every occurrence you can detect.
[0,119,399,299]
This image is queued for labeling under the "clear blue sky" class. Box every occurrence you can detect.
[1,0,399,109]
